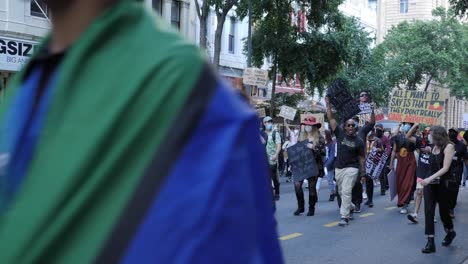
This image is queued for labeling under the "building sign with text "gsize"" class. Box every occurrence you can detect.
[0,37,38,72]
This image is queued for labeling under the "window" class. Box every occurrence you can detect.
[153,0,162,15]
[30,0,50,18]
[368,0,377,12]
[171,0,181,29]
[400,0,408,13]
[228,17,235,54]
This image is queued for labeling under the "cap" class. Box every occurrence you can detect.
[375,123,384,129]
[449,127,459,133]
[301,116,322,128]
[263,116,273,123]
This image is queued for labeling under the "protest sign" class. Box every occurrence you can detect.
[287,141,319,183]
[256,108,266,117]
[358,108,385,126]
[366,147,389,180]
[326,79,361,122]
[388,90,447,125]
[358,91,372,115]
[279,106,297,121]
[464,113,468,130]
[243,68,269,87]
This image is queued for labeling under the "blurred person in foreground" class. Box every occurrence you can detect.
[0,0,283,263]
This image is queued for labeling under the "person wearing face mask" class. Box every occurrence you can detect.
[390,123,417,214]
[292,116,325,216]
[405,124,431,224]
[326,97,366,226]
[447,128,467,219]
[263,116,282,201]
[420,126,456,254]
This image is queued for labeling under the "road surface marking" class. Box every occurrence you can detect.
[279,233,303,241]
[324,221,341,227]
[360,213,375,218]
[385,206,397,210]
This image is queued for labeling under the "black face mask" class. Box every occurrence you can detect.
[375,129,383,138]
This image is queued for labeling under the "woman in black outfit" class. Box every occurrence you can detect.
[420,126,456,254]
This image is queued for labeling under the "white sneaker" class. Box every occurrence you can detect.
[400,208,408,214]
[363,192,368,200]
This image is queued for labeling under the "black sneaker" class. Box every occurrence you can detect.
[380,190,386,196]
[275,195,280,201]
[293,208,305,216]
[442,231,456,247]
[339,218,349,227]
[355,204,361,213]
[368,202,374,208]
[407,214,418,224]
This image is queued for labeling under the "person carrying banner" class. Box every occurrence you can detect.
[326,97,366,227]
[420,126,456,254]
[0,0,283,263]
[447,128,467,219]
[406,124,431,224]
[292,116,325,216]
[390,123,417,214]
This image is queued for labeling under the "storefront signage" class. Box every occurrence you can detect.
[0,37,38,72]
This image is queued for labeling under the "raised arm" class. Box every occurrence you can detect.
[406,123,419,143]
[325,97,337,133]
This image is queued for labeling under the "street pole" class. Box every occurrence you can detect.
[245,0,253,96]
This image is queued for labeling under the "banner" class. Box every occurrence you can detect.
[358,91,372,114]
[388,90,447,125]
[287,141,319,183]
[279,106,297,121]
[365,147,389,180]
[464,113,468,130]
[359,108,385,126]
[242,68,269,87]
[326,79,361,122]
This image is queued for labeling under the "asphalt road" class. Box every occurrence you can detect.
[275,178,468,264]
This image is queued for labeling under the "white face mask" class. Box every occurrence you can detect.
[305,126,313,132]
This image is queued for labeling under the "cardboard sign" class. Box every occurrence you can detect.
[358,91,373,114]
[366,147,389,180]
[464,113,468,129]
[279,106,297,120]
[287,141,319,182]
[243,68,269,87]
[358,108,385,126]
[256,108,266,118]
[388,90,447,125]
[326,79,361,122]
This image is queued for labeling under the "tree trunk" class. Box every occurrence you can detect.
[199,14,208,49]
[270,57,278,117]
[213,13,227,70]
[424,75,433,91]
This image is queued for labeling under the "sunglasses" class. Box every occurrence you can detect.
[346,124,356,128]
[360,94,368,97]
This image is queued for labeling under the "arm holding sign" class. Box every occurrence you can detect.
[325,97,337,133]
[405,123,419,143]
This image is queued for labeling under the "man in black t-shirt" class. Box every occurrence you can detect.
[326,97,366,227]
[448,128,467,218]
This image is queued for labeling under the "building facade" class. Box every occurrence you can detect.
[0,0,50,88]
[377,0,449,43]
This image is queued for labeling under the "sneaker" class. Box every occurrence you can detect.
[400,208,408,214]
[275,195,280,201]
[442,231,456,247]
[407,214,418,224]
[368,202,374,208]
[380,190,386,196]
[339,218,349,227]
[363,193,368,200]
[355,204,361,213]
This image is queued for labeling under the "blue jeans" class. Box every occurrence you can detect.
[327,169,336,194]
[463,163,467,186]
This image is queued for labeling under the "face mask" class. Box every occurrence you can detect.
[428,134,433,144]
[375,130,383,138]
[305,126,313,132]
[266,124,273,131]
[403,124,411,133]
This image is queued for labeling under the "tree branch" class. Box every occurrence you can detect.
[194,0,201,19]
